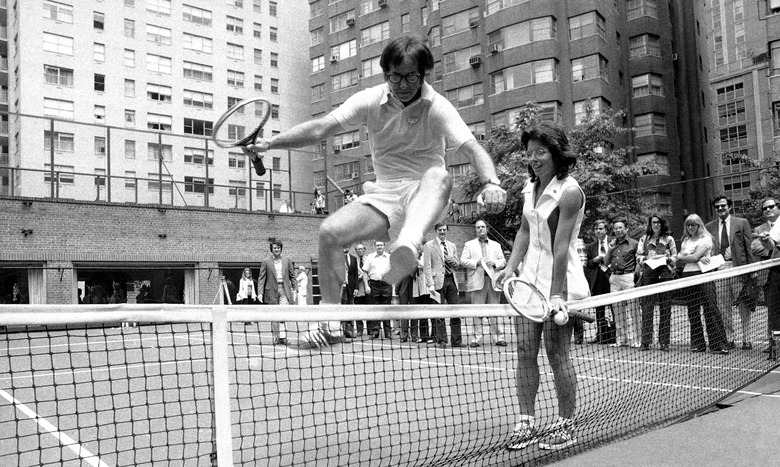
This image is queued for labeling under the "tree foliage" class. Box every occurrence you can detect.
[742,155,780,227]
[461,102,657,245]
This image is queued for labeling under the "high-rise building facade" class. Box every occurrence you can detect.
[309,0,713,228]
[1,0,313,211]
[695,0,780,211]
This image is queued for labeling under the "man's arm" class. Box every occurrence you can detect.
[243,115,344,153]
[456,140,506,214]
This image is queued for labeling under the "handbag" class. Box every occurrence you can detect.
[634,267,645,286]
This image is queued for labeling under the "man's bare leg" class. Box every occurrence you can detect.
[384,167,452,285]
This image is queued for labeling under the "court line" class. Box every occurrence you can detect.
[0,388,110,467]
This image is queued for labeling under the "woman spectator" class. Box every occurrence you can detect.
[236,268,259,304]
[636,214,677,351]
[296,266,309,305]
[671,214,729,354]
[313,188,326,215]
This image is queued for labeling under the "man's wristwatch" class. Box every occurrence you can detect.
[483,177,501,187]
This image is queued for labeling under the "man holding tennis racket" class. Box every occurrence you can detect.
[493,121,589,451]
[241,35,506,347]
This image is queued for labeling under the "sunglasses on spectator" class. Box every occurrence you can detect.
[763,204,777,210]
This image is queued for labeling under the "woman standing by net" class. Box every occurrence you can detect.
[495,121,589,451]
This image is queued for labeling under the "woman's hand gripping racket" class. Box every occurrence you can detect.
[501,277,594,325]
[212,97,271,176]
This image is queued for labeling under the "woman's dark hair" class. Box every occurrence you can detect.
[269,238,284,252]
[520,121,577,182]
[380,35,434,76]
[645,213,671,238]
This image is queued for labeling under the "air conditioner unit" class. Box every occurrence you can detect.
[350,171,360,179]
[330,55,339,63]
[671,53,678,61]
[346,18,355,26]
[378,0,388,8]
[332,144,341,153]
[489,44,501,55]
[469,18,479,29]
[469,55,482,67]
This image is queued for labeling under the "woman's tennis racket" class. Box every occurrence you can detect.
[212,97,271,176]
[502,277,594,323]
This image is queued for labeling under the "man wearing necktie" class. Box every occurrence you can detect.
[340,244,360,338]
[584,220,615,344]
[423,223,462,347]
[752,199,780,352]
[705,195,757,350]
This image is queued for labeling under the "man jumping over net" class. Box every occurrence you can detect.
[242,35,506,346]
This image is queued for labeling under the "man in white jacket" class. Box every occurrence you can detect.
[461,220,507,347]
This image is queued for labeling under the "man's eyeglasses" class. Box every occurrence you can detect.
[386,72,421,84]
[715,204,729,210]
[763,204,778,210]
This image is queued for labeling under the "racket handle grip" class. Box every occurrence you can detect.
[567,310,595,323]
[252,157,267,176]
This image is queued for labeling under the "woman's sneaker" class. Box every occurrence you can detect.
[507,419,537,450]
[538,418,576,450]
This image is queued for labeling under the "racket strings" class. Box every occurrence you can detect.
[213,99,270,148]
[506,280,549,322]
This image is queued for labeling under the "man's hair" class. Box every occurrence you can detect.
[612,218,628,228]
[434,222,448,231]
[593,219,608,230]
[269,238,283,252]
[380,35,434,76]
[521,121,577,182]
[762,197,777,207]
[711,195,733,208]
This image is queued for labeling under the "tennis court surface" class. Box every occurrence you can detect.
[2,260,779,466]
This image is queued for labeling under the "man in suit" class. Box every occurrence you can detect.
[340,243,361,338]
[585,220,615,344]
[706,195,758,350]
[259,239,297,345]
[460,220,507,347]
[362,241,393,339]
[752,198,780,353]
[352,243,368,336]
[423,222,462,347]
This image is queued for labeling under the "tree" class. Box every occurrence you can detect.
[742,154,780,227]
[460,102,657,245]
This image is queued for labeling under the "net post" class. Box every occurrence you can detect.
[211,306,235,466]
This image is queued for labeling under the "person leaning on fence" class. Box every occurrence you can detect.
[752,198,780,352]
[635,214,677,352]
[758,204,780,352]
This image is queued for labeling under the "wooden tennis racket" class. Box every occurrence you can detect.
[502,278,594,323]
[212,97,271,176]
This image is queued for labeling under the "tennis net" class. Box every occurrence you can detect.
[2,259,780,466]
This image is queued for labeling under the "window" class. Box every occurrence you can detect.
[184,118,213,136]
[334,130,361,151]
[227,70,245,86]
[125,110,136,128]
[94,43,106,62]
[43,33,73,55]
[228,0,244,7]
[429,26,441,47]
[627,0,658,20]
[271,104,279,119]
[334,161,360,182]
[631,73,664,97]
[571,54,608,82]
[361,22,390,46]
[332,39,358,60]
[43,98,74,119]
[183,33,213,53]
[44,65,74,86]
[254,75,263,91]
[94,105,106,124]
[94,74,105,92]
[361,56,382,77]
[226,16,244,34]
[311,27,324,46]
[448,163,472,180]
[491,59,558,93]
[637,153,669,176]
[253,22,263,38]
[147,25,172,46]
[270,78,279,93]
[270,27,278,42]
[148,54,172,74]
[312,56,325,73]
[125,19,136,38]
[716,79,745,103]
[125,171,137,190]
[184,176,213,194]
[402,14,410,33]
[634,113,666,137]
[770,0,780,14]
[254,48,263,65]
[330,10,356,34]
[228,153,246,169]
[441,8,480,37]
[148,113,173,131]
[269,1,277,16]
[43,131,75,153]
[147,83,172,103]
[148,143,173,161]
[125,140,136,159]
[147,173,174,192]
[256,181,266,198]
[772,41,780,73]
[124,49,135,67]
[311,1,323,18]
[467,122,486,140]
[487,16,556,51]
[43,1,73,23]
[229,180,247,197]
[43,164,75,184]
[146,0,172,16]
[273,184,282,199]
[569,11,605,40]
[270,53,278,67]
[253,0,262,13]
[227,43,244,60]
[183,4,212,26]
[718,101,746,126]
[184,147,214,165]
[94,11,105,30]
[94,137,107,156]
[444,45,484,74]
[486,0,531,16]
[573,98,611,123]
[629,34,661,59]
[312,84,325,102]
[184,90,213,109]
[719,125,748,151]
[773,101,780,137]
[445,83,484,109]
[332,70,359,91]
[183,61,213,81]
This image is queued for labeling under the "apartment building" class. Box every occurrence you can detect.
[308,0,715,228]
[2,0,313,211]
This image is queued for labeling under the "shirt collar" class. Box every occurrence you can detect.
[380,81,434,107]
[478,238,489,244]
[721,215,731,224]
